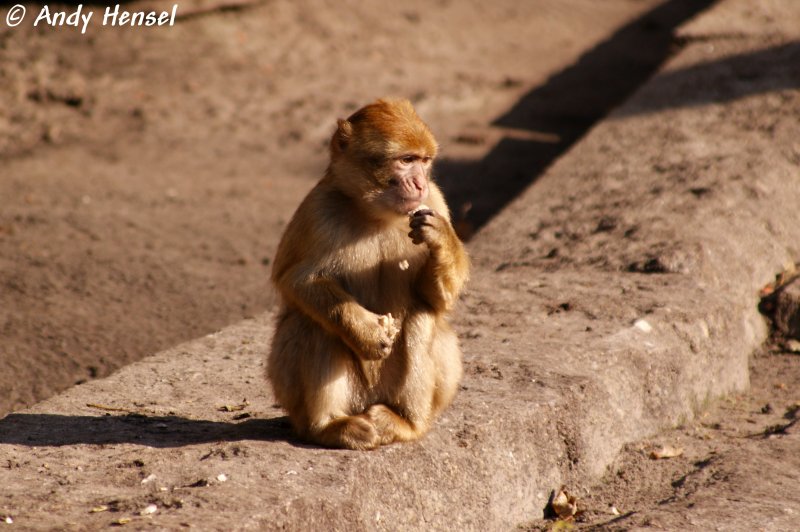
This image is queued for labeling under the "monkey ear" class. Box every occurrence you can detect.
[331,119,353,155]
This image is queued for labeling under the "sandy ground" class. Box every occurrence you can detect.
[0,0,669,414]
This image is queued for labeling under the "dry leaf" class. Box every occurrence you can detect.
[90,505,109,513]
[551,487,579,519]
[650,445,684,459]
[218,401,249,412]
[759,262,799,297]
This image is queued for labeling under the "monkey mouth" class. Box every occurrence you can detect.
[399,189,430,212]
[398,198,426,214]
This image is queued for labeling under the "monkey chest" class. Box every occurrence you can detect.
[342,245,427,313]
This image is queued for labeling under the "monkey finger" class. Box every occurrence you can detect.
[408,230,426,245]
[410,209,435,222]
[379,343,393,357]
[409,217,434,229]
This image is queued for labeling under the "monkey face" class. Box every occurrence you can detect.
[328,98,439,219]
[382,154,432,214]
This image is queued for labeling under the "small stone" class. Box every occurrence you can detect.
[649,445,683,459]
[140,504,157,516]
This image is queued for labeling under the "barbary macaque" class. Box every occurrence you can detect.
[267,98,469,450]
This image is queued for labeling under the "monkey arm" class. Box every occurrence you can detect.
[414,219,470,313]
[276,267,396,360]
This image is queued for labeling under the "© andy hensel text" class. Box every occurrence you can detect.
[26,4,179,34]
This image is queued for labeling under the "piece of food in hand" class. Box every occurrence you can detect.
[409,203,431,216]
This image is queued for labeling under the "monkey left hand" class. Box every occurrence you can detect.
[408,209,450,248]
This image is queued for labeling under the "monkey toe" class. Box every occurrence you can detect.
[312,415,380,450]
[364,404,397,444]
[364,404,425,444]
[340,416,381,450]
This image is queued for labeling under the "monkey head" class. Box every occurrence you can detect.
[328,98,439,219]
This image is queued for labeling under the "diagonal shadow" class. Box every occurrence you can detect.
[615,41,800,117]
[435,0,717,237]
[0,412,297,448]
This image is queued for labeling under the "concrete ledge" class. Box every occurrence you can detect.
[2,1,799,529]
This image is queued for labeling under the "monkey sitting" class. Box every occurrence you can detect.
[267,98,469,450]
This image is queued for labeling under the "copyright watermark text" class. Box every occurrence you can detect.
[4,4,179,34]
[5,4,26,27]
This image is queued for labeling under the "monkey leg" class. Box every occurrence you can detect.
[309,414,381,450]
[269,311,381,450]
[301,355,383,450]
[363,403,429,445]
[429,318,463,416]
[364,313,463,445]
[294,320,460,449]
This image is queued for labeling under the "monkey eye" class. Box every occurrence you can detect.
[399,155,416,164]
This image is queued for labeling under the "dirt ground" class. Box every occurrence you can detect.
[3,0,799,529]
[522,341,800,531]
[1,0,675,415]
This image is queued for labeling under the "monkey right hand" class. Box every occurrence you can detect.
[349,312,400,360]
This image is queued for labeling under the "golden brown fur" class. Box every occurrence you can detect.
[267,98,469,450]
